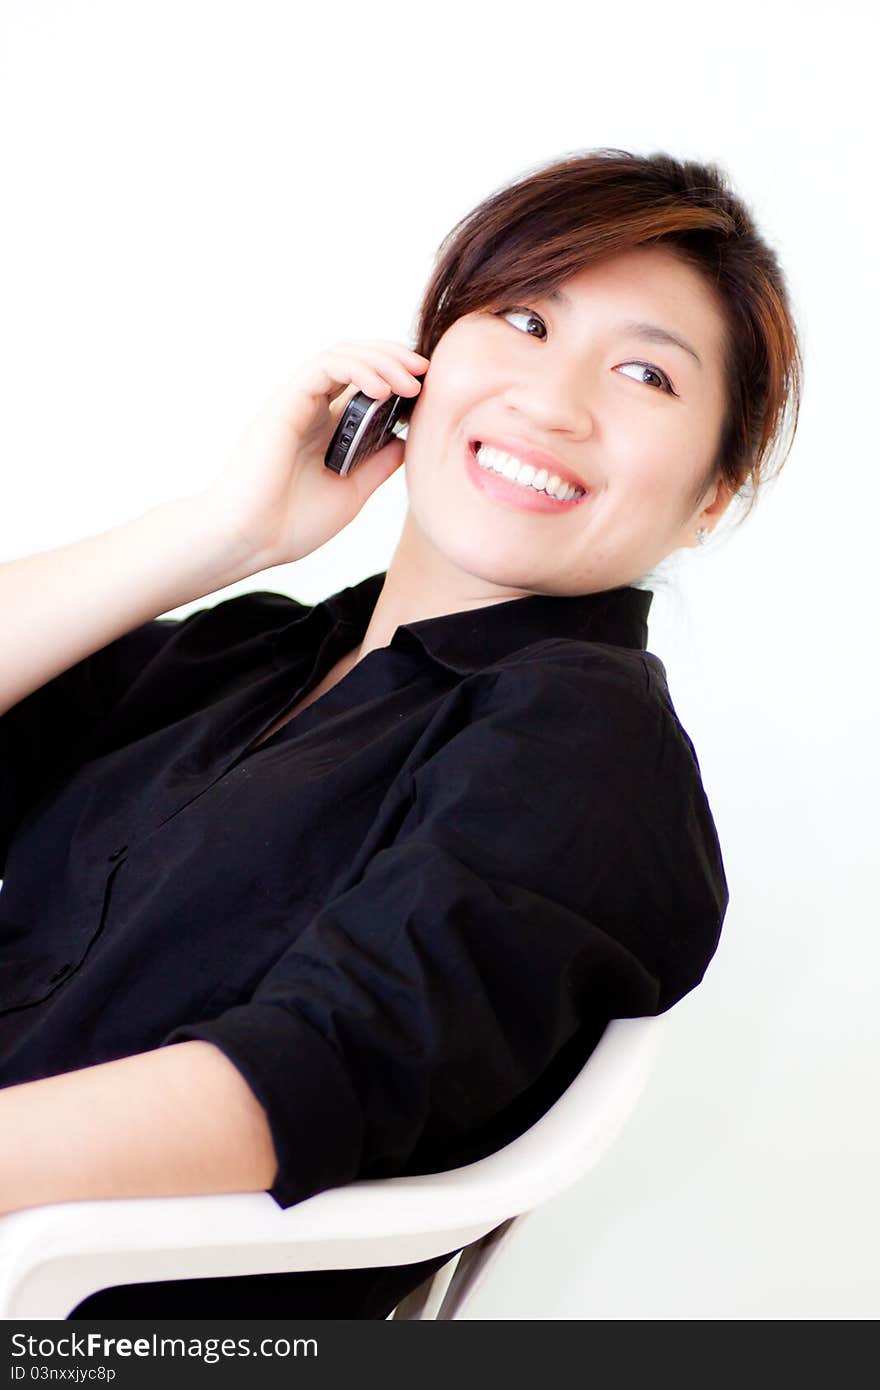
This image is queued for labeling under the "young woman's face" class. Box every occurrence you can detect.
[402,245,733,595]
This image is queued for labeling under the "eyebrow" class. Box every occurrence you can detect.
[545,286,703,368]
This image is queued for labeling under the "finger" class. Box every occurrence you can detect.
[294,353,397,405]
[328,346,425,396]
[334,339,429,369]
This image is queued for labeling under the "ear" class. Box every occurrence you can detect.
[697,474,737,527]
[680,474,735,549]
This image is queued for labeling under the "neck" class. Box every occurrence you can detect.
[355,509,531,660]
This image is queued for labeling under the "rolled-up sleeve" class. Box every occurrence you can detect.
[159,657,729,1212]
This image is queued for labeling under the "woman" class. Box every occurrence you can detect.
[0,147,802,1318]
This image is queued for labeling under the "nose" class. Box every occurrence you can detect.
[501,359,596,441]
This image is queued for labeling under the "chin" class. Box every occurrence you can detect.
[441,547,546,594]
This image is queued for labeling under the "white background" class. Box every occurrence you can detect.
[1,0,877,1319]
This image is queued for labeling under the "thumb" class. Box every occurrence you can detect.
[350,434,407,498]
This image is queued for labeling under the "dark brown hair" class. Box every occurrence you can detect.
[408,148,803,528]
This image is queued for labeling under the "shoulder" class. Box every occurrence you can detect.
[159,589,311,649]
[84,590,315,728]
[413,638,708,821]
[482,638,693,764]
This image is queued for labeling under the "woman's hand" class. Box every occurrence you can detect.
[198,340,429,571]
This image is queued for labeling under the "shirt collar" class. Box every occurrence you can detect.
[320,571,653,674]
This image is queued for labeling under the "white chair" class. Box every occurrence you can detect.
[0,1014,666,1320]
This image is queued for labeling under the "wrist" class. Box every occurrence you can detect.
[163,491,273,589]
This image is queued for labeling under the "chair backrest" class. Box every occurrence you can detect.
[0,1014,666,1318]
[392,1011,668,1319]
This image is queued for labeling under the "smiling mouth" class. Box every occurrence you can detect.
[470,440,589,502]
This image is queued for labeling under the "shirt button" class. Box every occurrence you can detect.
[108,844,128,861]
[49,962,72,982]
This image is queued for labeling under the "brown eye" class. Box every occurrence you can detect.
[616,361,677,395]
[495,306,547,338]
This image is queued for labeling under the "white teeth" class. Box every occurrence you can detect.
[474,443,585,500]
[500,456,521,482]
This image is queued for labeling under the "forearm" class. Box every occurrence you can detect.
[0,1041,279,1215]
[0,494,264,718]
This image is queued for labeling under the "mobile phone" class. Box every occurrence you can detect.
[323,374,424,477]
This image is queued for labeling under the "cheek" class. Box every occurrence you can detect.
[626,440,692,496]
[615,463,688,531]
[427,329,491,400]
[428,354,480,409]
[410,363,480,448]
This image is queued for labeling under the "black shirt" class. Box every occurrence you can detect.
[0,572,728,1221]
